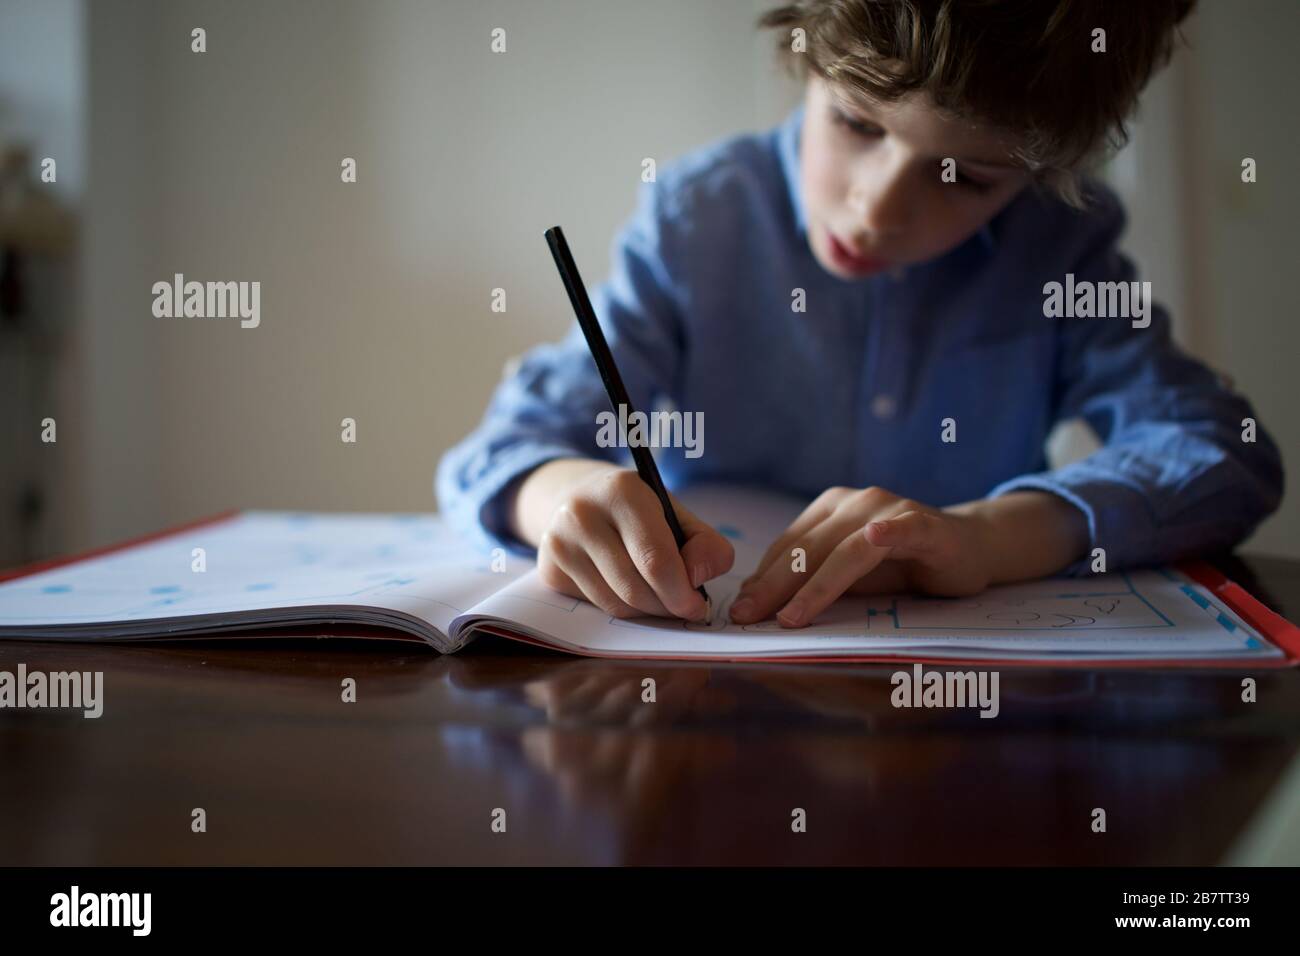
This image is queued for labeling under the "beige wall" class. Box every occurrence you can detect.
[1181,1,1299,558]
[53,0,1298,557]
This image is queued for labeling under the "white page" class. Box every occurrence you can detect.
[465,487,1285,661]
[0,511,525,639]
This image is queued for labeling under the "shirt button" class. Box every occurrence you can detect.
[871,394,897,420]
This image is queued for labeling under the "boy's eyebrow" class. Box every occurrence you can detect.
[957,154,1023,172]
[828,87,879,115]
[829,89,1023,173]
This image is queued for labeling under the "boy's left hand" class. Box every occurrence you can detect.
[729,486,993,628]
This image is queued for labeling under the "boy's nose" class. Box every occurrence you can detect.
[849,180,910,239]
[848,154,913,239]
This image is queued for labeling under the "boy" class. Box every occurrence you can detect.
[437,0,1282,629]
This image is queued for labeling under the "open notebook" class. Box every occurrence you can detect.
[0,486,1296,666]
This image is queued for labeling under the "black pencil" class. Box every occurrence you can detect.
[544,225,712,619]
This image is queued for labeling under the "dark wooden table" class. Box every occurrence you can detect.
[1,555,1296,866]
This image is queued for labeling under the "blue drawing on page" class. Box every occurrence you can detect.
[888,573,1172,630]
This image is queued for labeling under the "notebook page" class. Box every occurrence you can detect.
[0,512,525,639]
[464,488,1284,661]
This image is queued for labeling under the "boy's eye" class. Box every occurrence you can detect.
[830,107,884,139]
[829,105,998,193]
[954,168,994,193]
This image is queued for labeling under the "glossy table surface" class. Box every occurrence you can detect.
[1,554,1297,865]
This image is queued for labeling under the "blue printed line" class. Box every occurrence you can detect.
[1181,583,1248,637]
[1181,584,1211,610]
[1129,571,1174,626]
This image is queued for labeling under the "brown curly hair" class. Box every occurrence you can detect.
[758,0,1196,206]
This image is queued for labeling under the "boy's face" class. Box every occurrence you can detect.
[800,74,1032,280]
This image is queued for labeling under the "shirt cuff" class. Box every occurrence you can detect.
[987,466,1157,575]
[440,443,585,559]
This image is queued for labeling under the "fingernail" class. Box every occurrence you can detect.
[777,599,805,627]
[730,597,754,621]
[691,562,709,588]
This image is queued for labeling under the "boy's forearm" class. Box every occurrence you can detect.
[951,491,1090,585]
[506,457,620,548]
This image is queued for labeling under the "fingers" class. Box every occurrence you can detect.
[608,494,709,621]
[845,560,909,595]
[544,505,675,618]
[672,499,736,588]
[776,526,891,627]
[538,473,961,627]
[540,530,647,618]
[575,549,665,619]
[863,510,945,561]
[779,512,954,624]
[732,489,915,625]
[535,471,726,622]
[748,490,840,581]
[731,515,849,624]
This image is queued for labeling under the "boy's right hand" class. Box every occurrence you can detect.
[510,459,734,621]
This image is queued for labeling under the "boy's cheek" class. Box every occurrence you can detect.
[799,135,849,218]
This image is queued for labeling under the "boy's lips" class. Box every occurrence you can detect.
[827,229,889,276]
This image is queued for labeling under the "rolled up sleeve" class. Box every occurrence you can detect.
[990,191,1284,572]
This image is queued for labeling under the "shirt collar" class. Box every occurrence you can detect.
[777,102,809,239]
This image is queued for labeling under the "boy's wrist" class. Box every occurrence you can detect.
[507,457,620,548]
[953,491,1090,585]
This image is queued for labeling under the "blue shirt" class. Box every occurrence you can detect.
[437,105,1283,573]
